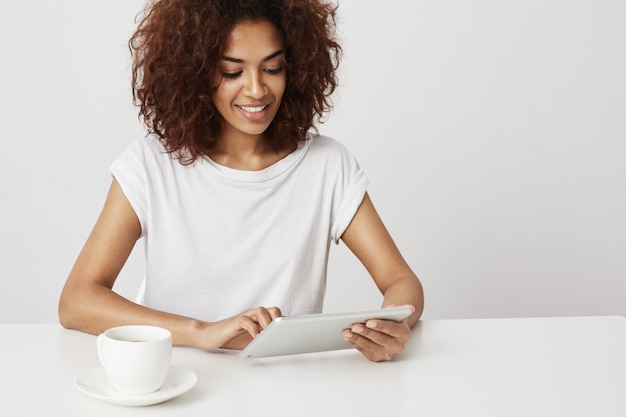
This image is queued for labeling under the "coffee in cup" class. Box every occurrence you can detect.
[97,325,172,395]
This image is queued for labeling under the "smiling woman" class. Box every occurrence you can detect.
[209,20,288,169]
[129,0,342,164]
[58,0,424,363]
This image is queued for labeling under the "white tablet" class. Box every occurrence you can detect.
[239,307,412,358]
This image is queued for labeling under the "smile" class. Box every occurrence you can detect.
[237,104,269,113]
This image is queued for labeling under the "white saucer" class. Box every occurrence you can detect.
[75,365,197,407]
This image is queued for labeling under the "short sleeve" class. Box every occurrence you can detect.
[328,141,369,243]
[110,140,149,237]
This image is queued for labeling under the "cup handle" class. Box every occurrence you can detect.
[97,333,105,367]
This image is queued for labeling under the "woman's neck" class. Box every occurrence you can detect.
[208,131,295,171]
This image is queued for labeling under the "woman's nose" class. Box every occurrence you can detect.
[243,71,266,99]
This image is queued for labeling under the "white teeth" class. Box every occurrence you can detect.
[239,105,267,113]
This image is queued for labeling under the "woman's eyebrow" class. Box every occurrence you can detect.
[221,49,284,63]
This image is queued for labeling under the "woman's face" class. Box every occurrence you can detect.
[212,20,286,142]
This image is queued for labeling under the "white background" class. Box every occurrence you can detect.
[1,0,624,322]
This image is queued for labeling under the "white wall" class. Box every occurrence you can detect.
[1,1,624,322]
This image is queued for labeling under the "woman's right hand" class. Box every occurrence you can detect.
[198,306,282,351]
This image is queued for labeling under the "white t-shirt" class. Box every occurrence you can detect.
[111,135,368,322]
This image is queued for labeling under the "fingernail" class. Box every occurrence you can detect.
[366,320,377,329]
[343,330,353,339]
[353,324,364,333]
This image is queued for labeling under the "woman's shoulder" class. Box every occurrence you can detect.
[115,136,174,166]
[305,134,360,165]
[298,135,364,181]
[307,134,353,156]
[121,136,167,156]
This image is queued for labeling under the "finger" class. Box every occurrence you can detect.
[237,315,264,338]
[363,319,412,340]
[343,330,391,362]
[266,306,283,320]
[351,321,410,357]
[244,306,278,330]
[351,322,401,349]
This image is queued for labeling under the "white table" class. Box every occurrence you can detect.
[1,316,625,416]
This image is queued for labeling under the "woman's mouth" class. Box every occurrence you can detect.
[236,104,271,121]
[237,104,269,113]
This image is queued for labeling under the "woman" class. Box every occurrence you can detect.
[59,0,423,362]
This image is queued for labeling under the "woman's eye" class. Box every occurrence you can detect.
[264,67,285,75]
[220,67,284,79]
[221,71,242,79]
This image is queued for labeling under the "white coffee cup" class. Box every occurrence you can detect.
[97,325,172,395]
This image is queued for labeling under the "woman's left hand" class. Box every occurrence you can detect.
[342,307,414,362]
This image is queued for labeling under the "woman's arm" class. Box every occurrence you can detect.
[340,192,424,361]
[58,179,279,350]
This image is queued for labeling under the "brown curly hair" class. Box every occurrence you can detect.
[129,0,341,164]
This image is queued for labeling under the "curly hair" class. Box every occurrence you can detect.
[129,0,341,164]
